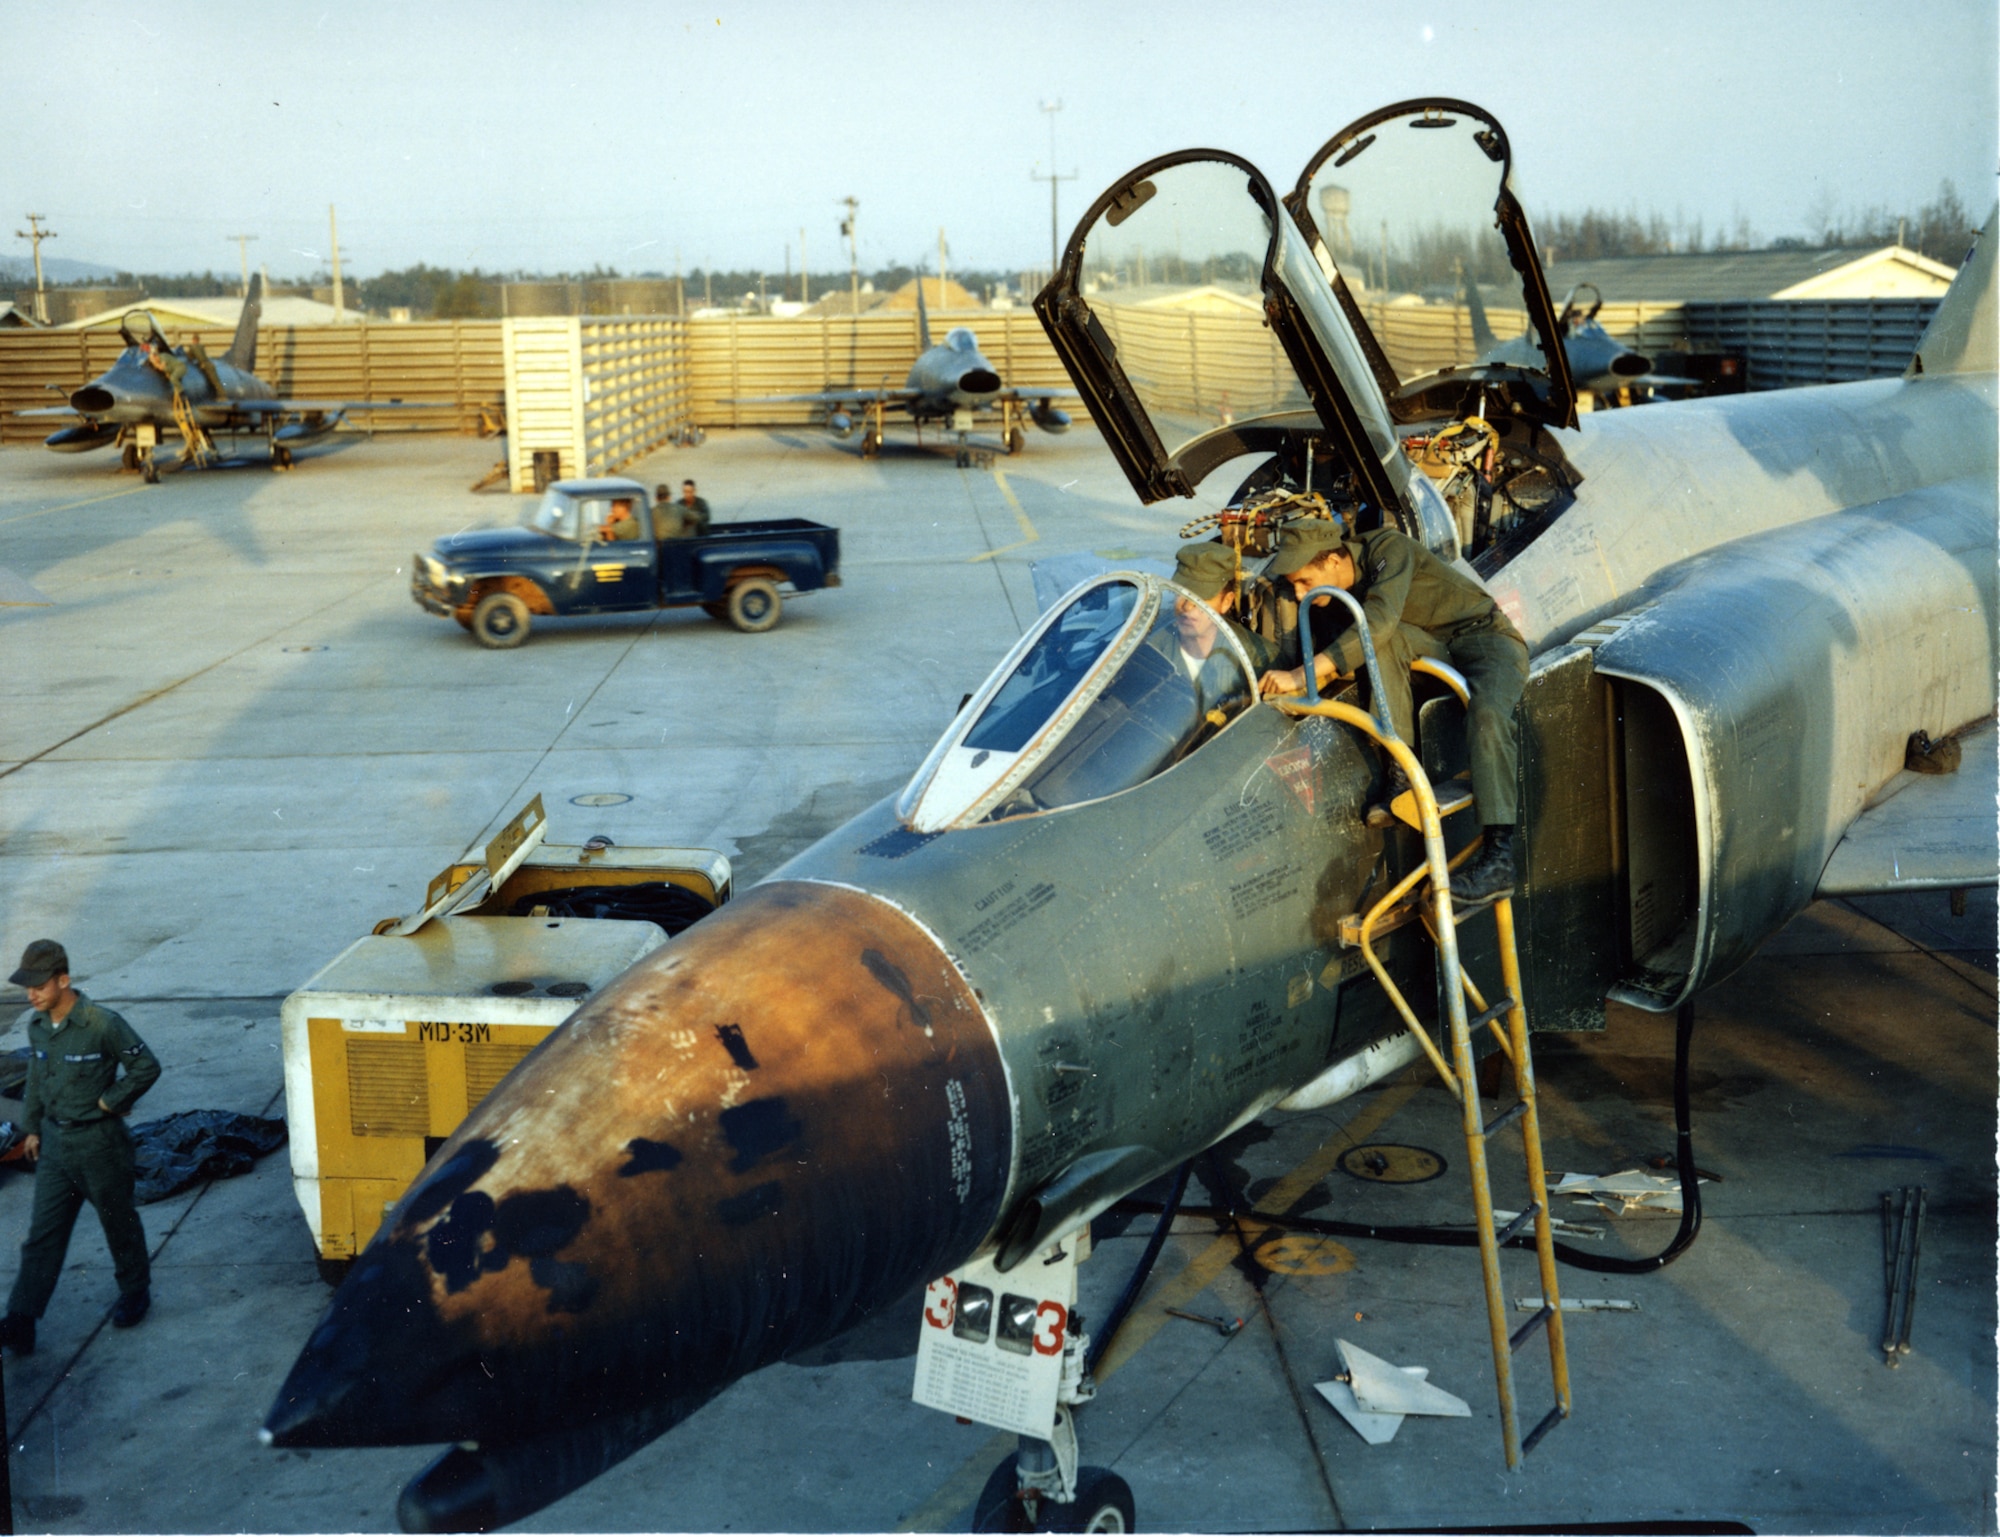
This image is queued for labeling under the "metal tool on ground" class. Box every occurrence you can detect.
[1164,1307,1244,1337]
[1279,586,1569,1469]
[1880,1185,1927,1366]
[1514,1297,1638,1313]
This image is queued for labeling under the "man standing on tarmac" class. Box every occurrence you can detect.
[0,941,162,1355]
[1257,522,1529,903]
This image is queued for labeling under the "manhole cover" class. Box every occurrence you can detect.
[1337,1143,1447,1184]
[571,793,632,807]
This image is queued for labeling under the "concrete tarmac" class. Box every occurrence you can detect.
[0,429,1992,1533]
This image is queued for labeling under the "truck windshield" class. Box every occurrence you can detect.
[525,491,579,541]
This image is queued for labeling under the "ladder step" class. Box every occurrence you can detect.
[1495,1205,1539,1247]
[1521,1403,1566,1457]
[1509,1301,1552,1351]
[1467,997,1515,1034]
[1480,1098,1530,1139]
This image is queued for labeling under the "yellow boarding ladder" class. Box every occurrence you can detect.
[1277,585,1570,1469]
[170,386,215,469]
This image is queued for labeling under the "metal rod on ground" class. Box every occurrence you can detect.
[1898,1186,1927,1358]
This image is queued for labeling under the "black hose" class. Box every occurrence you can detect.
[1086,1159,1191,1373]
[1113,1002,1705,1276]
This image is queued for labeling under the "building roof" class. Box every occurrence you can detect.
[61,294,364,330]
[876,277,983,311]
[0,302,42,328]
[1540,245,1956,304]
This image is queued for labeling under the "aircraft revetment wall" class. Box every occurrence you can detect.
[0,322,505,445]
[682,308,1085,429]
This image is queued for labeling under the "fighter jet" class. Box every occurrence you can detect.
[16,275,443,480]
[264,98,1995,1531]
[731,283,1073,463]
[1464,271,1697,402]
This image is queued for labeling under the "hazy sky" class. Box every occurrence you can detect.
[6,0,1995,281]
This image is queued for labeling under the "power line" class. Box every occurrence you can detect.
[16,214,56,324]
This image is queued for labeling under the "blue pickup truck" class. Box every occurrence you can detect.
[410,476,841,647]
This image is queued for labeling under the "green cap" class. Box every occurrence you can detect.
[1265,520,1355,578]
[10,939,68,988]
[1171,542,1241,601]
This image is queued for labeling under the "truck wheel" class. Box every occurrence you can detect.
[726,578,781,633]
[471,591,531,648]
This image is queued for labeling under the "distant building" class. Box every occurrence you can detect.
[1541,245,1956,304]
[0,301,43,328]
[61,294,364,330]
[874,277,983,311]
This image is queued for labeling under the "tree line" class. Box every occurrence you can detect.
[32,183,1978,319]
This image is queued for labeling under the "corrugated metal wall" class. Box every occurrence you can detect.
[0,322,503,444]
[0,299,1944,458]
[1681,298,1940,389]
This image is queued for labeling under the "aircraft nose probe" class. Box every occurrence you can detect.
[262,881,1012,1530]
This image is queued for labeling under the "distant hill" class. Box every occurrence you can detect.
[0,254,120,284]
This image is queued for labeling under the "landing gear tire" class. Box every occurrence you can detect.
[272,445,294,470]
[955,448,971,468]
[861,431,881,459]
[121,442,140,472]
[142,459,160,485]
[1007,427,1026,455]
[725,577,781,633]
[974,1460,1135,1534]
[470,591,531,648]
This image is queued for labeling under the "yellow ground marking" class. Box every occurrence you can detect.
[966,467,1040,563]
[0,483,148,530]
[1253,1233,1356,1276]
[897,1070,1428,1530]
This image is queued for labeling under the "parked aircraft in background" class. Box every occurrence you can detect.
[263,97,1996,1533]
[1464,271,1698,401]
[15,275,444,480]
[733,285,1073,463]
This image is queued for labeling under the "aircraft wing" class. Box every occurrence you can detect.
[225,398,456,415]
[722,389,923,407]
[13,405,83,418]
[1817,719,1998,895]
[997,387,1077,403]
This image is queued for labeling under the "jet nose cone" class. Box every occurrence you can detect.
[265,881,1012,1459]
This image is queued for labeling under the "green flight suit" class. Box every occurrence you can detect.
[8,995,161,1318]
[1282,527,1529,824]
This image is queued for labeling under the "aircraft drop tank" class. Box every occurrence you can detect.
[263,882,1013,1521]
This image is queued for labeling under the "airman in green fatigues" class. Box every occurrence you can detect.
[1257,522,1529,903]
[0,940,161,1355]
[1170,542,1274,669]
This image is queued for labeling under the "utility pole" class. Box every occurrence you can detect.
[1031,101,1078,280]
[226,234,258,297]
[16,215,55,324]
[329,205,345,321]
[800,227,808,304]
[839,197,859,315]
[938,227,948,308]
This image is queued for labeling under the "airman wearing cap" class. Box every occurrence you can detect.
[0,939,161,1355]
[1169,541,1275,672]
[1257,520,1529,903]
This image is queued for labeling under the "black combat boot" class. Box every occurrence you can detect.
[1365,764,1411,829]
[1449,826,1516,904]
[111,1287,150,1329]
[0,1314,35,1355]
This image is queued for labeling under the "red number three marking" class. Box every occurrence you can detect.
[923,1276,957,1331]
[1032,1300,1067,1356]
